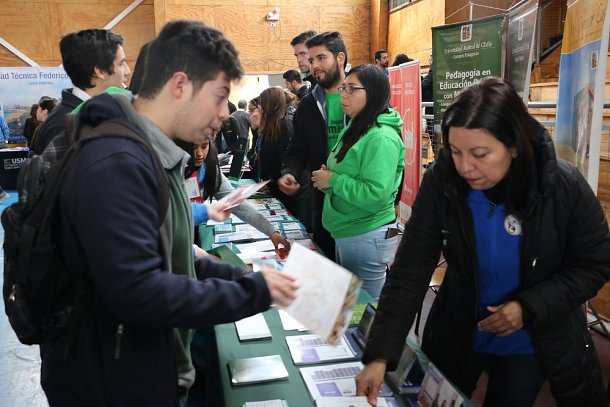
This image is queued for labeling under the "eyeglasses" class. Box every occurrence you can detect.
[338,85,366,94]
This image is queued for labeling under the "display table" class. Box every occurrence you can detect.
[210,290,381,406]
[0,148,28,189]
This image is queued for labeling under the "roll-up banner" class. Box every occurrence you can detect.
[389,61,421,225]
[432,14,505,125]
[555,0,610,192]
[0,67,71,143]
[506,0,539,102]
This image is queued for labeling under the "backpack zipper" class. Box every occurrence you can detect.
[114,323,124,360]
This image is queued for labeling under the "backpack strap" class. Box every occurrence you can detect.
[68,115,170,227]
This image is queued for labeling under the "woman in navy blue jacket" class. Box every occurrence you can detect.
[357,77,610,407]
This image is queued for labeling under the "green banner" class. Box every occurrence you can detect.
[506,0,539,102]
[432,14,505,124]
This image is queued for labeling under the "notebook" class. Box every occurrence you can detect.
[286,302,376,364]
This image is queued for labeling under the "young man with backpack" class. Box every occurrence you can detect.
[37,20,297,406]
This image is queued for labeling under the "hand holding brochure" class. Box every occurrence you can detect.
[217,180,270,209]
[282,243,362,344]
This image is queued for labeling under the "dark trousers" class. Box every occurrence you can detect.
[311,189,335,261]
[461,352,545,407]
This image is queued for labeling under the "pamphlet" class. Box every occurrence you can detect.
[243,400,288,407]
[228,355,288,385]
[235,313,272,341]
[214,223,234,233]
[215,231,267,244]
[299,362,392,401]
[250,197,281,205]
[417,363,464,407]
[280,222,304,231]
[315,397,399,407]
[236,240,276,253]
[286,334,358,365]
[218,180,270,209]
[292,239,318,251]
[282,243,362,343]
[278,310,308,331]
[282,229,309,240]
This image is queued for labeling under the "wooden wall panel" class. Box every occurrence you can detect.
[445,0,511,24]
[164,1,370,73]
[0,0,154,69]
[369,0,388,60]
[0,2,54,65]
[167,0,367,4]
[320,6,370,66]
[388,0,444,68]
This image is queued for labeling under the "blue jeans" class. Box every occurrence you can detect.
[461,352,545,407]
[334,223,399,299]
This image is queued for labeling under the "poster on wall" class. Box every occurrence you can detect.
[389,61,421,225]
[506,0,539,102]
[0,67,72,143]
[432,14,504,124]
[555,0,610,192]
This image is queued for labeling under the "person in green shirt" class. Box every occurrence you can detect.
[311,64,405,298]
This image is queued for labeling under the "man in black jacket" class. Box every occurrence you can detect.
[283,69,308,101]
[31,29,131,154]
[279,31,348,260]
[290,30,318,91]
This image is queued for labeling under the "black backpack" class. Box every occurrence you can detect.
[2,111,169,345]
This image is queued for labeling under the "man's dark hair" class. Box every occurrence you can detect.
[39,98,57,113]
[128,42,151,95]
[60,29,124,90]
[282,69,302,83]
[137,20,244,99]
[305,31,348,69]
[237,99,247,109]
[290,30,317,47]
[374,49,387,61]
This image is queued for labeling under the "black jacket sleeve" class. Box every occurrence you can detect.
[362,169,444,370]
[60,138,271,329]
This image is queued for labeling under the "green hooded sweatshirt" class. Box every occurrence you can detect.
[322,108,405,238]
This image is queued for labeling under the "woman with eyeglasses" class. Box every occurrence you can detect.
[311,64,405,299]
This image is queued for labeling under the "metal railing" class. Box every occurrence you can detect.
[420,101,610,132]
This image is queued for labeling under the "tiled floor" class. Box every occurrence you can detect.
[0,188,608,406]
[0,192,48,407]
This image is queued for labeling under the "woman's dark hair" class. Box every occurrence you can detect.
[335,64,390,162]
[29,104,39,122]
[440,77,534,216]
[259,87,288,144]
[391,53,412,67]
[247,96,260,112]
[185,135,221,201]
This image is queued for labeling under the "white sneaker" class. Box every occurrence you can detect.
[0,190,9,204]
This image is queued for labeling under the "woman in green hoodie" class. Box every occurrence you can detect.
[311,64,405,298]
